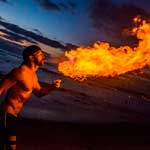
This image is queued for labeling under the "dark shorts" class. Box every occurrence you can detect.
[0,110,17,144]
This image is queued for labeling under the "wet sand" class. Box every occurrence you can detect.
[17,118,150,150]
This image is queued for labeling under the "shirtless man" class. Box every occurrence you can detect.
[0,45,61,150]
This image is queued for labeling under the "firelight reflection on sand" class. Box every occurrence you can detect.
[58,17,150,81]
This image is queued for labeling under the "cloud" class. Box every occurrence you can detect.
[0,17,66,49]
[59,1,77,14]
[68,1,77,9]
[0,16,77,57]
[0,0,9,3]
[124,0,150,12]
[32,28,44,36]
[35,0,77,14]
[88,0,150,46]
[35,0,60,11]
[0,29,37,44]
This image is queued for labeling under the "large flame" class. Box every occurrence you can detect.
[58,17,150,80]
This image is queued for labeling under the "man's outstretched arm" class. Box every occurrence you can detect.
[33,80,61,97]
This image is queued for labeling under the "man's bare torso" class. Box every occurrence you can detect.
[1,64,39,116]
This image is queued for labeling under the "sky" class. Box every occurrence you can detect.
[0,0,150,56]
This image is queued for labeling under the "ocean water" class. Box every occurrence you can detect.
[1,48,150,123]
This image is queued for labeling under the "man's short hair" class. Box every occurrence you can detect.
[22,45,41,62]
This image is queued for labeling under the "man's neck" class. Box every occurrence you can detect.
[22,62,39,72]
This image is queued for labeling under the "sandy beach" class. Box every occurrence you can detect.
[17,118,150,150]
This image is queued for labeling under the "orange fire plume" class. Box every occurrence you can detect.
[58,17,150,80]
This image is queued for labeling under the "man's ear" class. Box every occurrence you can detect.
[29,55,34,61]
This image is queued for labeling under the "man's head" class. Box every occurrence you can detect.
[22,45,45,66]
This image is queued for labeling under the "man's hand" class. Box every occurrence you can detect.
[52,79,62,89]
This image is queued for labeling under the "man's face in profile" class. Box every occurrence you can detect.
[33,50,45,66]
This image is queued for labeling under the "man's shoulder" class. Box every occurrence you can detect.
[8,66,25,79]
[10,67,23,74]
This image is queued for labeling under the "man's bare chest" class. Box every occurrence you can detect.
[18,73,37,91]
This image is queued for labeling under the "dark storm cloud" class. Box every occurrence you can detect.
[130,0,150,12]
[0,0,9,3]
[0,29,37,44]
[35,0,77,14]
[0,17,66,49]
[35,0,60,11]
[68,1,77,9]
[59,1,77,14]
[89,0,150,46]
[32,29,44,36]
